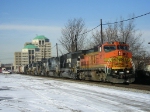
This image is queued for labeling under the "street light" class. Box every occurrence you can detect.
[148,42,150,44]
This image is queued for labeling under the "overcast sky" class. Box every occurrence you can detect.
[0,0,150,64]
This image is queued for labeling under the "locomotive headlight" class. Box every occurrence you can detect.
[126,70,129,73]
[114,70,117,73]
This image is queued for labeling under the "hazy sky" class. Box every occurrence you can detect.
[0,0,150,64]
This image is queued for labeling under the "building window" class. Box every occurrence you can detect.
[42,40,44,45]
[29,50,31,54]
[39,40,41,45]
[29,56,31,60]
[32,50,34,54]
[32,56,34,59]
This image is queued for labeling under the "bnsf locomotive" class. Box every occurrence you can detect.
[20,41,135,83]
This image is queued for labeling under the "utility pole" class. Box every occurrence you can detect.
[71,38,74,52]
[75,35,77,51]
[56,43,58,57]
[100,19,103,44]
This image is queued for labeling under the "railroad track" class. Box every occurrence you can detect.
[112,83,150,91]
[21,74,150,92]
[66,79,150,91]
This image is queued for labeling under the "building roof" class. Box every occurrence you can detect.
[33,35,48,40]
[23,44,38,49]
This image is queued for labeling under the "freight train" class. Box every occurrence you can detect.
[18,41,135,84]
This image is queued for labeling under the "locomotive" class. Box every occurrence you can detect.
[20,41,135,83]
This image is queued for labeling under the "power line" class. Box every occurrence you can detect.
[79,12,150,36]
[102,12,150,25]
[51,45,56,49]
[80,24,100,35]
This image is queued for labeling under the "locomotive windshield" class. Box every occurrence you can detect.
[104,45,116,52]
[117,45,128,50]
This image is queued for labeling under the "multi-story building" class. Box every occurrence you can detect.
[32,35,51,61]
[14,35,51,72]
[14,52,22,71]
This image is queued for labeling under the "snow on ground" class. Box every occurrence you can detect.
[0,73,150,112]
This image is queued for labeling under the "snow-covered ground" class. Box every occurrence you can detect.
[0,73,150,112]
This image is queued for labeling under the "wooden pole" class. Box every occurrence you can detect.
[100,19,103,44]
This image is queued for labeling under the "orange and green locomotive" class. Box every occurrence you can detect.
[78,41,135,83]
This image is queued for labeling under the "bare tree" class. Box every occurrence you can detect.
[59,18,87,52]
[106,22,119,42]
[88,29,106,49]
[90,16,145,57]
[92,30,102,45]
